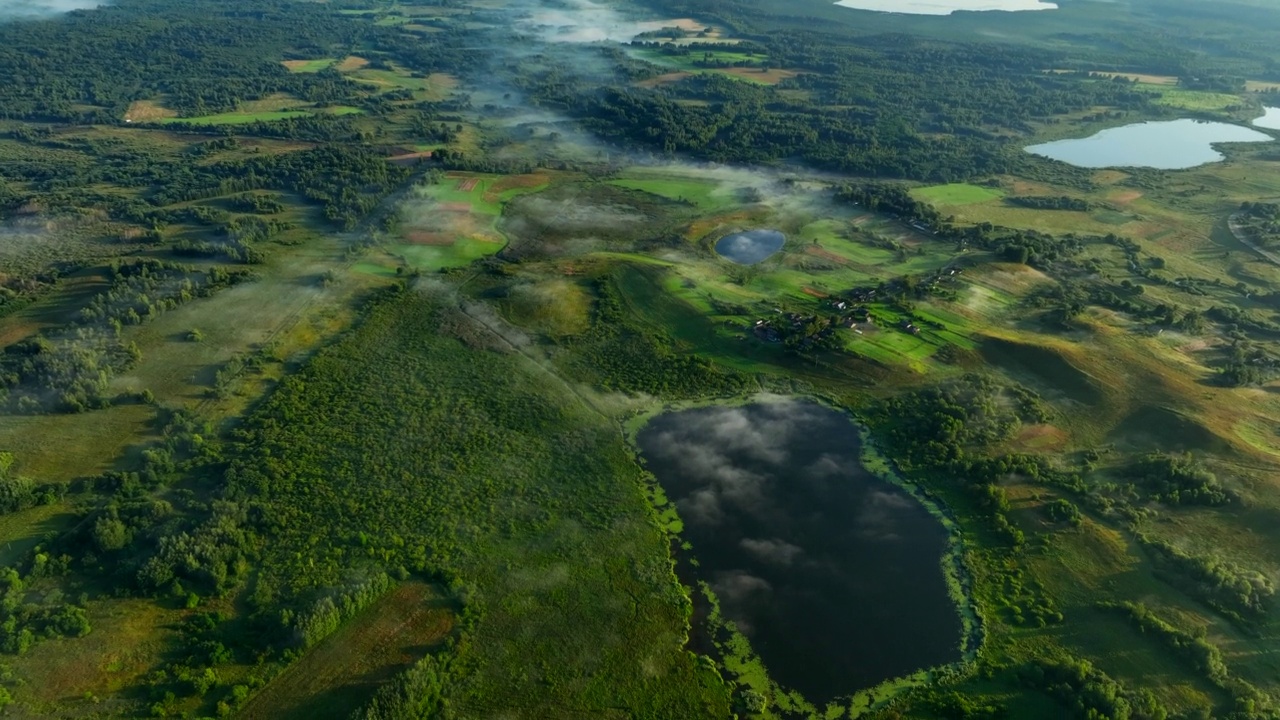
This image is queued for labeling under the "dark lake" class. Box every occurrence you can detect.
[636,400,960,703]
[715,229,785,265]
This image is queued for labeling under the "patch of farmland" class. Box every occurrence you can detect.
[123,99,177,123]
[711,67,800,85]
[282,58,336,73]
[911,183,1005,206]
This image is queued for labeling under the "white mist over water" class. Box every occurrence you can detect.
[0,0,103,19]
[518,0,701,43]
[834,0,1056,15]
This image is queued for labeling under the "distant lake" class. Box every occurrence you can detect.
[1254,107,1280,131]
[1025,119,1273,169]
[636,400,960,702]
[715,229,785,265]
[834,0,1056,15]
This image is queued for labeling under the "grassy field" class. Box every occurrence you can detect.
[282,58,337,73]
[349,65,456,101]
[911,183,1005,206]
[608,173,737,210]
[159,110,312,126]
[239,583,455,720]
[1141,85,1245,111]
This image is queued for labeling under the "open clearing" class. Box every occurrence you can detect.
[282,58,336,73]
[123,99,177,123]
[159,110,312,126]
[1141,86,1243,111]
[912,183,1005,206]
[712,67,800,85]
[1093,71,1178,85]
[609,173,733,210]
[239,583,455,720]
[336,55,370,71]
[349,66,457,101]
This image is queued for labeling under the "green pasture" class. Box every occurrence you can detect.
[634,48,767,72]
[392,238,505,272]
[283,58,336,73]
[424,176,501,214]
[159,110,312,126]
[349,65,452,100]
[912,183,1005,206]
[1140,85,1243,112]
[608,174,733,210]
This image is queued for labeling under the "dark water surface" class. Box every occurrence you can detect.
[715,229,785,265]
[636,400,960,703]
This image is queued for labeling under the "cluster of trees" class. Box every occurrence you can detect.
[561,272,751,399]
[836,182,1087,267]
[1101,602,1227,682]
[1007,196,1092,211]
[1217,341,1280,387]
[1043,498,1083,526]
[0,562,91,657]
[0,0,446,123]
[534,21,1162,181]
[172,146,408,231]
[0,329,141,414]
[1016,656,1168,720]
[1100,602,1276,718]
[868,375,1054,549]
[1235,202,1280,248]
[869,374,1047,471]
[79,260,252,328]
[1137,534,1275,624]
[1125,453,1236,506]
[0,259,254,413]
[0,453,58,516]
[353,637,467,720]
[285,571,393,649]
[229,193,285,215]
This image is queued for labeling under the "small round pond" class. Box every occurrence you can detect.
[834,0,1056,14]
[1025,119,1273,169]
[636,400,961,702]
[715,229,785,265]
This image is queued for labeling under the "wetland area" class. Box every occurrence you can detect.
[636,400,961,702]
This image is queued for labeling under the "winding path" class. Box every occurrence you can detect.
[1228,211,1280,266]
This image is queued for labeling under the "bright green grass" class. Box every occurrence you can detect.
[349,66,449,100]
[612,264,787,375]
[609,175,732,210]
[912,183,1005,206]
[352,261,400,278]
[421,176,500,214]
[322,105,365,116]
[633,48,767,72]
[392,238,504,271]
[1139,85,1243,112]
[159,110,311,126]
[283,58,336,73]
